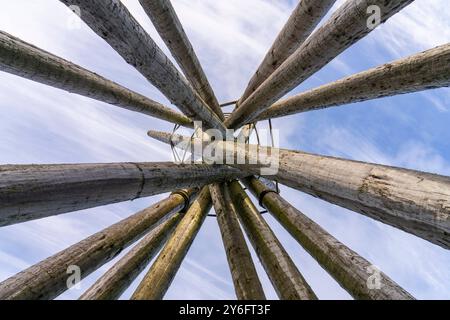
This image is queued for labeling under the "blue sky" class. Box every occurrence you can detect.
[0,0,449,299]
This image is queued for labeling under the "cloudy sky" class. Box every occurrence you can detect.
[0,0,449,300]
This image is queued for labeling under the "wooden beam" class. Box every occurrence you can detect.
[131,186,212,300]
[147,131,450,249]
[228,180,317,300]
[255,43,450,120]
[0,31,192,127]
[139,0,224,120]
[210,183,266,300]
[0,189,198,300]
[59,0,226,133]
[0,162,248,226]
[238,0,336,106]
[225,0,415,129]
[244,177,415,299]
[79,212,182,300]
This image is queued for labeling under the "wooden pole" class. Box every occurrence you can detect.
[238,0,337,106]
[228,180,317,300]
[244,177,415,299]
[139,0,224,120]
[131,187,212,300]
[59,0,226,133]
[255,43,450,120]
[0,162,248,226]
[210,183,266,300]
[225,0,415,129]
[147,130,450,249]
[0,189,197,300]
[0,31,192,127]
[79,212,182,300]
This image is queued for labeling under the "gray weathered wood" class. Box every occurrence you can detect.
[139,0,224,119]
[244,177,415,300]
[0,31,192,127]
[238,0,336,106]
[148,130,450,249]
[79,212,182,300]
[228,180,316,300]
[210,183,266,300]
[256,43,450,120]
[131,187,212,300]
[0,189,197,300]
[59,0,226,132]
[0,162,248,226]
[226,0,415,129]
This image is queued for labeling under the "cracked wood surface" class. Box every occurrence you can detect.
[226,0,415,129]
[210,183,266,300]
[244,177,415,300]
[139,0,223,120]
[238,0,337,106]
[256,43,450,120]
[148,130,450,249]
[59,0,226,133]
[79,213,182,300]
[228,180,317,300]
[0,31,192,127]
[0,189,198,300]
[131,187,211,300]
[0,162,248,226]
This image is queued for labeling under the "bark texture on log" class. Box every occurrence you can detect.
[139,0,223,120]
[256,43,450,120]
[79,212,181,300]
[0,162,248,226]
[226,0,415,129]
[244,177,415,300]
[0,31,192,127]
[228,180,317,300]
[238,0,336,106]
[210,183,266,300]
[59,0,226,133]
[0,189,197,300]
[147,131,450,249]
[131,187,212,300]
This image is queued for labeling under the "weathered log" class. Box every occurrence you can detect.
[147,130,450,249]
[226,0,415,129]
[139,0,223,119]
[210,183,266,300]
[0,162,248,226]
[0,189,198,300]
[131,187,212,300]
[79,212,182,300]
[244,177,415,299]
[0,31,192,127]
[238,0,337,106]
[228,180,316,300]
[59,0,226,132]
[256,43,450,120]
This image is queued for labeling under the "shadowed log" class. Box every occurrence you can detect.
[59,0,226,132]
[139,0,223,119]
[0,189,198,300]
[0,31,192,127]
[131,187,212,300]
[228,180,317,300]
[244,177,415,300]
[256,43,450,120]
[79,212,182,300]
[226,0,415,129]
[148,130,450,249]
[210,183,266,300]
[0,162,249,226]
[238,0,337,106]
